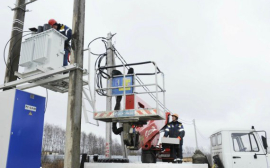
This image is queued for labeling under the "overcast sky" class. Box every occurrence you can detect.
[1,0,270,150]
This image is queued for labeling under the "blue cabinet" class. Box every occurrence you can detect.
[1,90,45,168]
[112,75,134,96]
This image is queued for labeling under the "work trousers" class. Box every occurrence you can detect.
[63,48,70,66]
[170,143,183,159]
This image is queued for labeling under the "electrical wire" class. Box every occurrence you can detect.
[87,33,116,56]
[182,122,194,125]
[196,126,209,140]
[3,31,31,69]
[89,36,112,96]
[8,33,32,75]
[3,32,32,80]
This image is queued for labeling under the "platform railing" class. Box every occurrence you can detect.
[93,60,166,117]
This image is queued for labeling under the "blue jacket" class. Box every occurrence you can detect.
[164,121,185,139]
[58,24,72,49]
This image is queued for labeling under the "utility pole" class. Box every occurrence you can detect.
[4,0,26,84]
[193,119,199,150]
[105,32,115,158]
[64,0,85,167]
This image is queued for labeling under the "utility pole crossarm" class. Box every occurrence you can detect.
[9,0,37,11]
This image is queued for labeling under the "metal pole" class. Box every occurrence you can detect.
[193,119,199,150]
[162,73,165,111]
[155,63,158,111]
[64,0,85,167]
[119,61,128,158]
[4,0,26,85]
[123,65,126,110]
[105,32,115,158]
[120,123,128,158]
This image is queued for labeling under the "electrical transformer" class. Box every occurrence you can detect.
[19,28,67,75]
[0,89,46,168]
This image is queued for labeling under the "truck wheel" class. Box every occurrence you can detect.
[162,159,171,162]
[97,158,129,163]
[141,150,156,163]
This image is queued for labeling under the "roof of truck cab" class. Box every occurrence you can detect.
[210,128,254,136]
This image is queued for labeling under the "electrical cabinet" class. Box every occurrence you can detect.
[112,75,134,96]
[0,89,46,168]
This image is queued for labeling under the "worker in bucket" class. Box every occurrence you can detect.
[48,19,72,66]
[164,113,185,163]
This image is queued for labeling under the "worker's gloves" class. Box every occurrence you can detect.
[177,136,181,140]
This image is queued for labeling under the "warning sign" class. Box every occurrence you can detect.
[25,105,36,112]
[29,112,32,116]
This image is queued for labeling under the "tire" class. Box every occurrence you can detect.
[162,159,172,162]
[141,150,156,163]
[97,158,129,163]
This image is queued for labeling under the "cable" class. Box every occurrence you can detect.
[182,122,194,125]
[3,31,31,69]
[196,126,209,140]
[3,32,32,80]
[8,33,32,75]
[87,33,116,56]
[90,38,111,96]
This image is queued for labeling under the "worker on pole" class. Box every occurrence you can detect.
[164,113,185,163]
[48,19,72,66]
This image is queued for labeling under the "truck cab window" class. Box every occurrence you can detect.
[211,135,217,146]
[217,134,222,145]
[232,133,259,152]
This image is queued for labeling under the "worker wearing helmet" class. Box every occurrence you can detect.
[164,113,185,163]
[48,19,72,66]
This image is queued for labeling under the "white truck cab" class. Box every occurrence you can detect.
[210,127,269,168]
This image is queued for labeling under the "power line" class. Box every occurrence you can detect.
[196,126,209,140]
[3,31,31,70]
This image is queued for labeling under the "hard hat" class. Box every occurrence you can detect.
[172,113,179,118]
[48,19,57,26]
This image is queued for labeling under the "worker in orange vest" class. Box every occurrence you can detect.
[164,113,185,163]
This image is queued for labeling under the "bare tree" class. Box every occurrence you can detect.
[42,123,122,156]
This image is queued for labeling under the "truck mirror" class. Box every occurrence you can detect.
[254,153,257,159]
[261,136,268,150]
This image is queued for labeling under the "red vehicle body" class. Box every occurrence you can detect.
[124,96,174,163]
[136,112,170,150]
[134,112,174,163]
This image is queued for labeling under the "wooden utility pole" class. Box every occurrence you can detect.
[4,0,26,84]
[105,33,115,158]
[64,0,85,167]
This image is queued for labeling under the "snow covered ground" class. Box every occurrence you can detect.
[42,155,141,163]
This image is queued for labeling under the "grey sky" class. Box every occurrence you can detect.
[1,0,270,149]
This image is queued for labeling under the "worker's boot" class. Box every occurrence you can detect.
[176,158,182,164]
